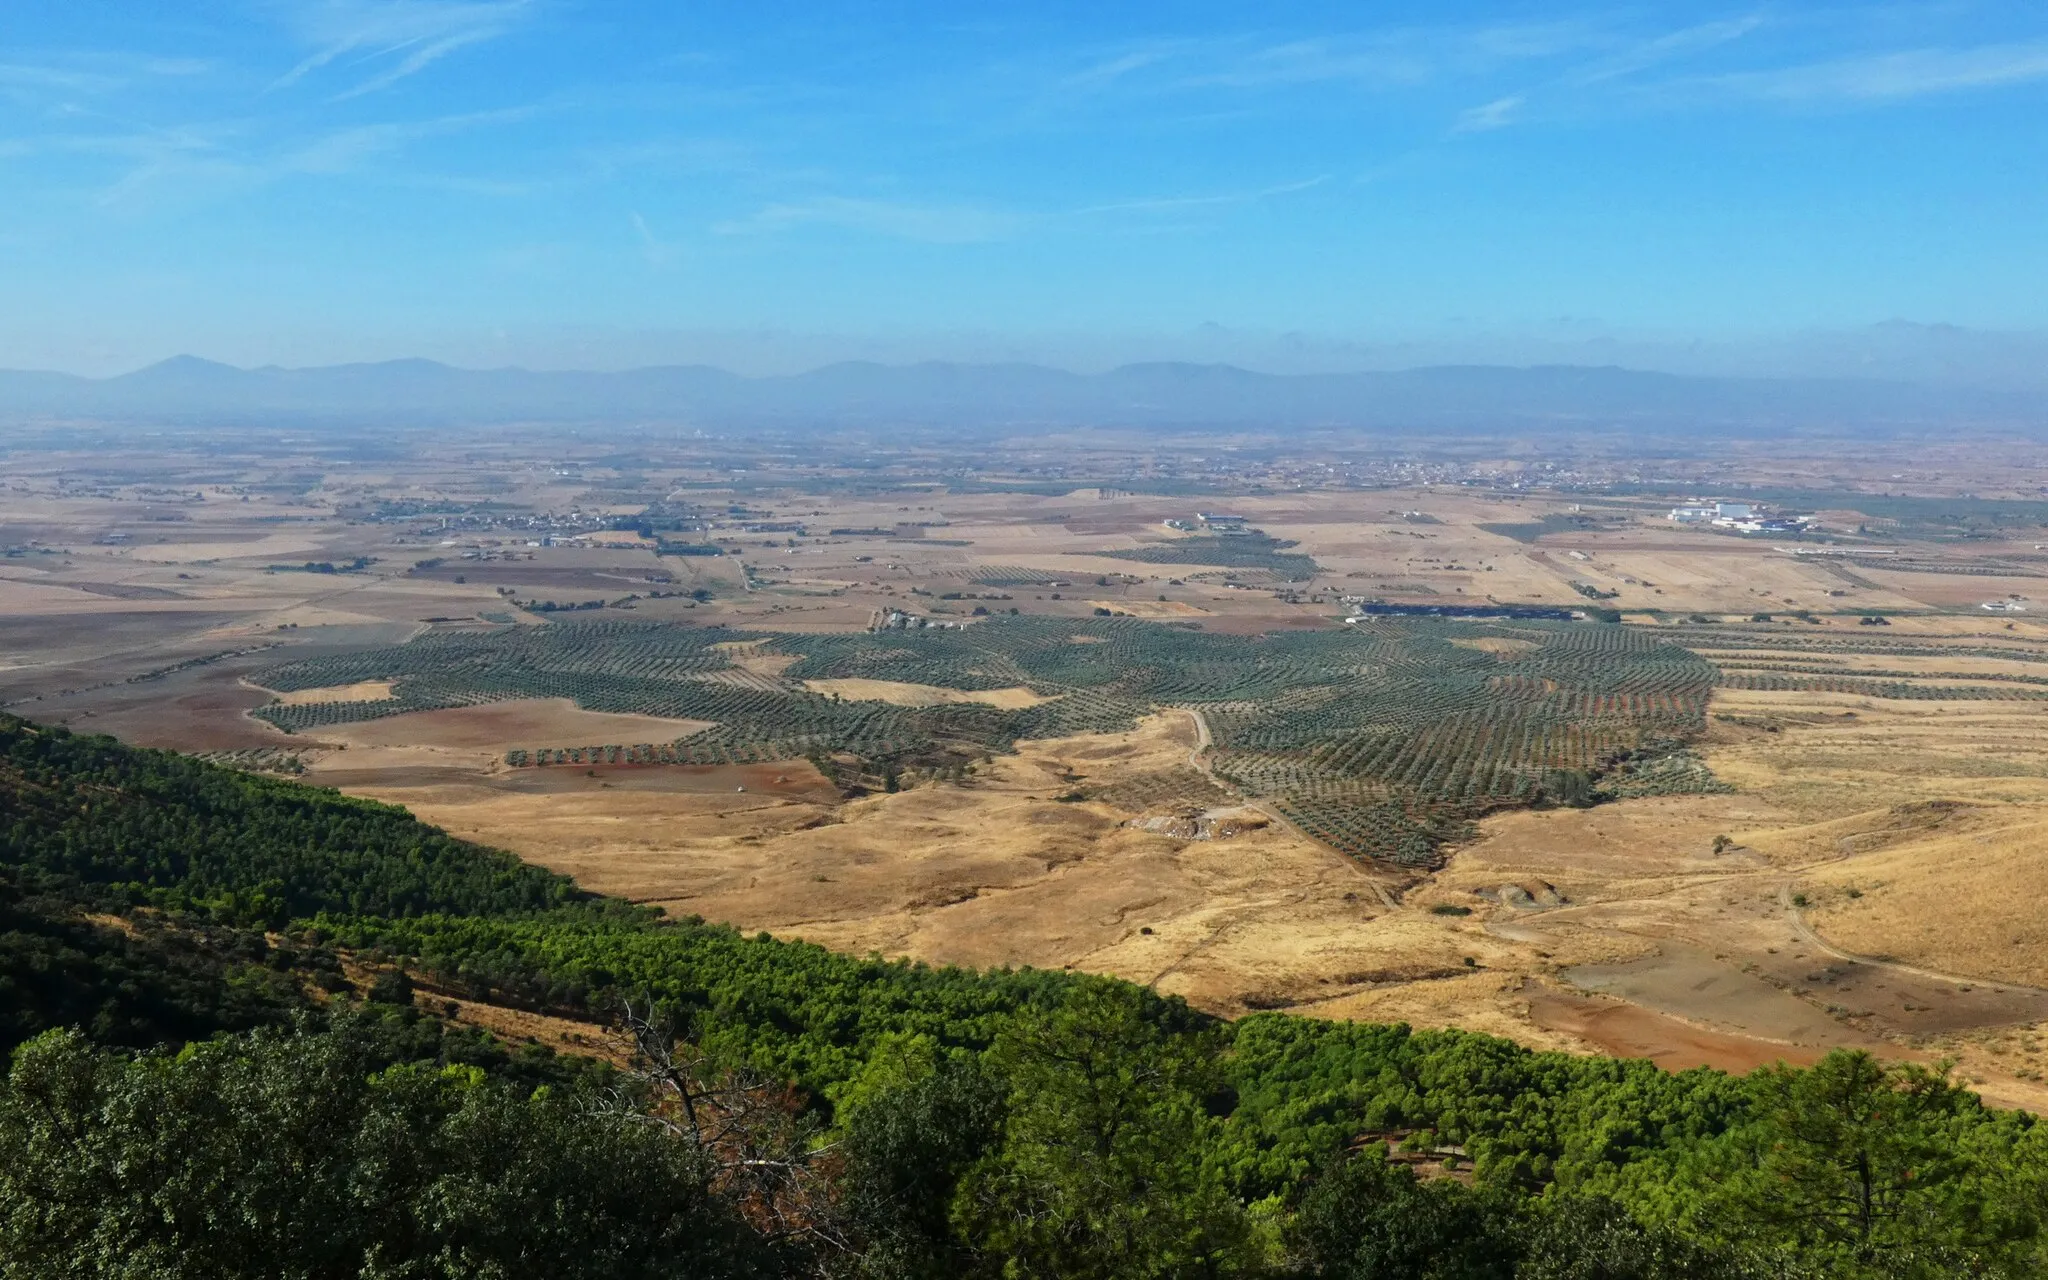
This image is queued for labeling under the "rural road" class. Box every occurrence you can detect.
[1777,883,2048,1000]
[1479,871,2048,1003]
[1179,705,1213,762]
[1175,706,1399,908]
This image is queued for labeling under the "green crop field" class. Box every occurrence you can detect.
[252,615,1717,868]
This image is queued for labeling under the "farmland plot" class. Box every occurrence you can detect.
[250,615,1718,867]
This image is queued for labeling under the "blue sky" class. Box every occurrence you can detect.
[4,1,2048,374]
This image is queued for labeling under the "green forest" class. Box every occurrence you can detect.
[5,710,2047,1278]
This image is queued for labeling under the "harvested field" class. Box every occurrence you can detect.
[315,698,716,753]
[1704,688,2048,816]
[1086,599,1213,618]
[800,678,1052,708]
[345,713,1410,1015]
[1592,549,1924,614]
[25,457,2048,1103]
[247,613,1724,867]
[1450,636,1540,658]
[1801,805,2048,990]
[314,686,2048,1113]
[268,680,397,705]
[54,670,294,750]
[1365,670,2048,1107]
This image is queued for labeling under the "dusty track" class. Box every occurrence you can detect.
[1780,883,2048,1001]
[1176,706,1400,910]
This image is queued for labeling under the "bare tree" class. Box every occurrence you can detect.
[595,998,849,1259]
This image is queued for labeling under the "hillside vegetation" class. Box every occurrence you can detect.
[5,712,2048,1278]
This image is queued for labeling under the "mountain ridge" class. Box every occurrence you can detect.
[2,354,2038,431]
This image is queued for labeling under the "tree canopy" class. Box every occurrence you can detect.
[5,713,2048,1277]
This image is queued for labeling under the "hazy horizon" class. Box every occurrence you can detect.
[12,319,2048,396]
[6,1,2048,389]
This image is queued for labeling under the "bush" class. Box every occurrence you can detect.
[0,1022,768,1280]
[368,967,415,1006]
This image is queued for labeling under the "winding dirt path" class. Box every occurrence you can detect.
[1178,705,1213,764]
[1778,883,2048,1000]
[1174,706,1399,909]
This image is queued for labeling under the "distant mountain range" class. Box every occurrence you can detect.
[0,355,2039,432]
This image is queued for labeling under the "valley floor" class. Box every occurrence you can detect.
[319,689,2048,1113]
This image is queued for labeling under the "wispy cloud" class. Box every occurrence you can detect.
[1052,15,2048,145]
[0,62,125,95]
[0,54,214,105]
[714,196,1022,244]
[284,105,533,173]
[1185,37,1436,91]
[1176,20,1606,92]
[1046,14,2048,142]
[1017,18,1607,110]
[1565,16,1765,87]
[630,210,679,266]
[1447,16,1763,133]
[1079,175,1327,215]
[1060,47,1176,95]
[80,105,532,209]
[1450,22,2048,130]
[1453,94,1524,132]
[1691,40,2048,103]
[1461,20,1615,64]
[94,128,251,208]
[269,0,530,98]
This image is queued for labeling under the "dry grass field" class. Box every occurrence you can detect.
[16,441,2048,1104]
[345,714,1410,1017]
[797,678,1052,708]
[270,680,397,705]
[1799,808,2048,990]
[327,690,2048,1110]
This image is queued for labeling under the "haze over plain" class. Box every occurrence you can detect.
[1,0,2045,386]
[20,4,2048,1275]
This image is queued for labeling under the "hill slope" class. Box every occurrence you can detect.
[0,715,587,922]
[3,712,2046,1277]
